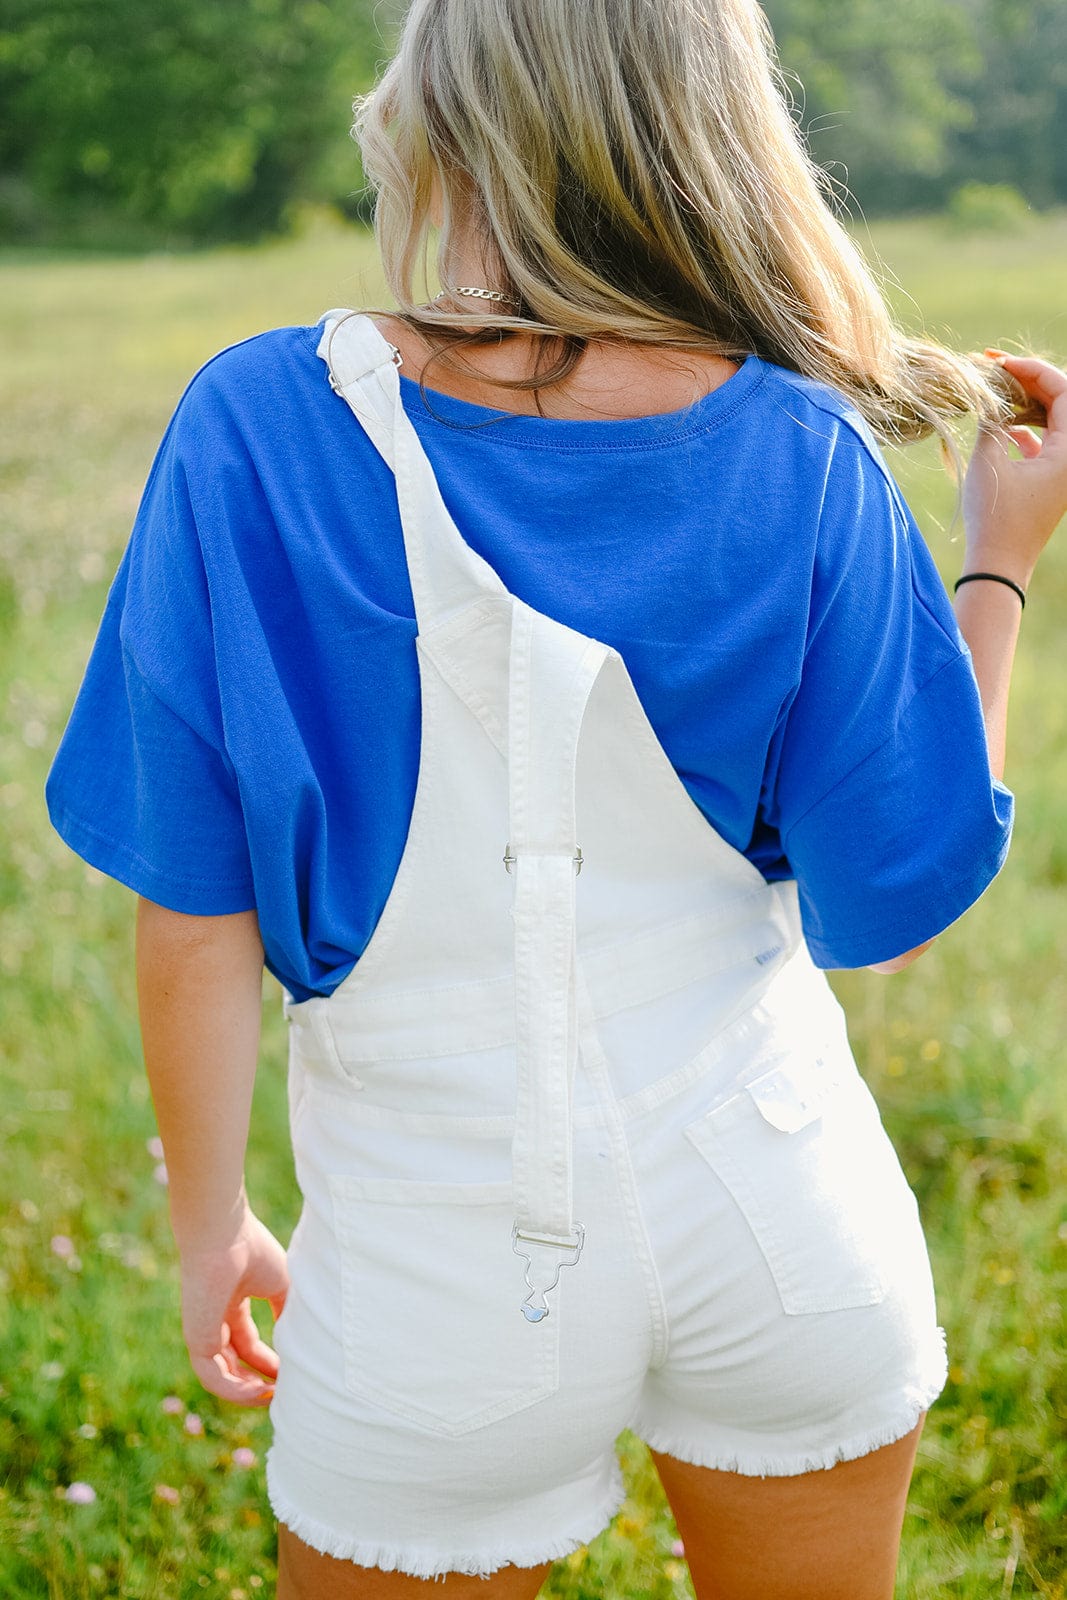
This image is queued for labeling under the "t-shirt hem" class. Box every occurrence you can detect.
[803,832,1012,971]
[48,803,257,916]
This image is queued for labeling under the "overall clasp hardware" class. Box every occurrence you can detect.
[511,1221,586,1322]
[326,342,403,394]
[503,844,583,875]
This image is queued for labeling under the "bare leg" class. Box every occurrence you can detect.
[276,1524,552,1600]
[651,1417,924,1600]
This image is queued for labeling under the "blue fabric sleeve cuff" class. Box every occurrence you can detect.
[799,779,1014,969]
[47,801,257,916]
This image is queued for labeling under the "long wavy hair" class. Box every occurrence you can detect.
[354,0,1035,446]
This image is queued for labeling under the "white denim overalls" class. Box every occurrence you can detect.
[265,311,946,1578]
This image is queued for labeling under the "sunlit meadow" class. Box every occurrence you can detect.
[1,211,1065,1597]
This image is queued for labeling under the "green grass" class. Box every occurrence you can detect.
[1,211,1065,1598]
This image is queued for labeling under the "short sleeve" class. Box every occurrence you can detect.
[769,432,1014,969]
[45,405,257,913]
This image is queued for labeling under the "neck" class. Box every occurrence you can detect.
[437,230,515,310]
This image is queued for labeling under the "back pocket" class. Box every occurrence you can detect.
[684,1050,920,1315]
[328,1176,560,1436]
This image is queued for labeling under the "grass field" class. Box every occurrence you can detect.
[1,211,1066,1598]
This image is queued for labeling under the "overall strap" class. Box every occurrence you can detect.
[507,599,610,1320]
[317,309,507,630]
[320,309,611,1322]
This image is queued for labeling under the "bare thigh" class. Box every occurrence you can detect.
[651,1418,925,1600]
[276,1524,551,1600]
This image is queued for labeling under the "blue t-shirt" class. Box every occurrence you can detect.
[46,319,1013,999]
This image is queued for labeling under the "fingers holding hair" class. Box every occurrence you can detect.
[1004,425,1043,460]
[984,349,1067,443]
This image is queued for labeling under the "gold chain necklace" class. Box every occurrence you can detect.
[433,286,520,309]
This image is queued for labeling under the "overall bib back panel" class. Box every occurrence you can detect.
[265,312,947,1577]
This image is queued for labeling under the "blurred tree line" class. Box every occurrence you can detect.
[762,0,1067,216]
[0,0,399,246]
[0,0,1063,248]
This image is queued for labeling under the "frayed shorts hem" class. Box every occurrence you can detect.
[633,1379,945,1480]
[266,1454,628,1579]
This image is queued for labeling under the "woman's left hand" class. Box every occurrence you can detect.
[178,1207,289,1407]
[964,350,1067,588]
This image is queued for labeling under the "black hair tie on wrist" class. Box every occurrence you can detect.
[954,572,1027,609]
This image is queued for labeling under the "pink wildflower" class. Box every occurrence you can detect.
[184,1412,204,1436]
[146,1136,165,1160]
[153,1162,169,1186]
[670,1539,686,1558]
[161,1395,184,1415]
[231,1447,257,1469]
[65,1482,97,1504]
[50,1235,75,1258]
[154,1484,181,1505]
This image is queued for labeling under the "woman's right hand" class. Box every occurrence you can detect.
[962,352,1067,591]
[179,1206,289,1407]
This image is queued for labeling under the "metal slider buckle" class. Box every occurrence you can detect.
[326,341,403,395]
[511,1221,586,1323]
[503,844,583,875]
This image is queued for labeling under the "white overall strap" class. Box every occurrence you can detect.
[320,309,611,1321]
[507,598,610,1321]
[316,309,507,629]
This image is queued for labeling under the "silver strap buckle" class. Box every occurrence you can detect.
[326,341,403,395]
[511,1221,585,1322]
[503,844,583,875]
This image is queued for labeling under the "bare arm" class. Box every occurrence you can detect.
[137,901,263,1248]
[867,563,1020,976]
[137,899,287,1405]
[868,352,1067,974]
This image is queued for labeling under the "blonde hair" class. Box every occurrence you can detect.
[354,0,1033,446]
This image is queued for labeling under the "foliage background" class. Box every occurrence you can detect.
[1,0,1065,1596]
[761,0,1067,214]
[1,0,1066,245]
